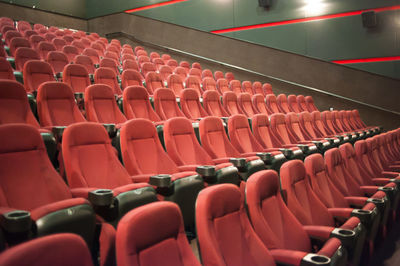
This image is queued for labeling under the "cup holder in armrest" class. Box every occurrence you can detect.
[51,126,66,139]
[149,175,172,188]
[0,210,31,233]
[196,165,216,177]
[74,92,84,101]
[88,189,114,207]
[378,186,395,199]
[103,124,117,138]
[279,148,293,158]
[331,228,356,247]
[229,158,246,170]
[351,209,374,225]
[256,152,272,164]
[301,253,331,266]
[297,144,309,153]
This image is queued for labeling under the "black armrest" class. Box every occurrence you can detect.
[378,186,396,201]
[149,174,172,188]
[88,189,113,207]
[196,165,216,178]
[351,209,376,227]
[74,92,84,101]
[0,210,32,246]
[103,123,117,138]
[51,126,66,140]
[301,253,331,266]
[229,158,247,171]
[256,152,272,164]
[330,228,356,247]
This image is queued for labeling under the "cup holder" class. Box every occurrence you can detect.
[88,189,114,207]
[337,229,355,237]
[256,152,272,163]
[149,174,172,188]
[229,158,246,170]
[367,198,384,204]
[297,144,309,153]
[196,165,216,177]
[352,209,373,224]
[302,253,331,266]
[1,210,31,233]
[379,186,394,191]
[103,124,117,138]
[279,148,293,158]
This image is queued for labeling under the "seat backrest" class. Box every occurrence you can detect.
[331,111,345,133]
[216,78,230,95]
[94,67,122,95]
[122,85,161,122]
[287,95,301,113]
[252,94,272,115]
[167,74,185,96]
[321,111,339,135]
[296,95,308,112]
[23,60,55,93]
[201,69,213,79]
[145,72,164,95]
[238,93,257,117]
[202,77,218,93]
[222,91,243,116]
[0,57,15,80]
[276,94,291,114]
[298,111,318,140]
[196,184,275,266]
[82,48,100,65]
[141,62,157,77]
[63,45,80,62]
[229,80,242,95]
[121,69,143,89]
[202,90,229,117]
[29,34,45,50]
[199,116,241,158]
[185,75,202,96]
[191,62,201,70]
[225,72,234,82]
[166,59,178,70]
[305,96,318,112]
[154,88,185,120]
[70,40,84,53]
[63,122,132,189]
[38,41,56,60]
[100,58,118,76]
[159,65,173,82]
[241,81,253,95]
[311,111,331,137]
[9,37,30,56]
[15,47,40,71]
[0,234,93,266]
[179,88,208,119]
[214,70,224,80]
[161,53,171,63]
[246,170,312,252]
[280,160,335,226]
[63,64,90,93]
[149,51,160,60]
[122,59,139,72]
[90,42,104,57]
[173,66,187,80]
[46,51,68,74]
[120,119,180,177]
[351,110,367,129]
[265,94,281,114]
[228,114,264,153]
[0,80,39,127]
[0,124,72,210]
[37,81,86,127]
[74,55,95,74]
[164,117,214,166]
[188,68,201,79]
[252,114,281,149]
[305,153,349,208]
[117,201,200,266]
[4,30,22,46]
[285,112,307,142]
[252,81,264,96]
[269,113,292,145]
[179,60,190,71]
[137,55,150,66]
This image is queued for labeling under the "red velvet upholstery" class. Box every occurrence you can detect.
[30,35,46,50]
[185,75,203,96]
[179,88,208,119]
[38,41,56,60]
[225,72,234,82]
[269,113,295,146]
[121,70,143,90]
[46,51,68,74]
[229,80,242,95]
[285,112,328,146]
[247,170,342,260]
[94,67,122,96]
[37,81,85,127]
[53,38,67,51]
[0,234,93,266]
[238,93,258,117]
[74,55,95,74]
[14,47,40,71]
[71,40,84,53]
[82,48,100,65]
[191,62,201,70]
[311,111,333,138]
[276,94,291,114]
[252,81,265,96]
[167,74,185,96]
[202,69,213,79]
[116,202,200,266]
[214,70,224,80]
[222,91,244,116]
[216,78,230,95]
[90,42,104,57]
[180,60,190,71]
[100,58,119,76]
[63,64,90,93]
[296,95,308,112]
[166,59,178,70]
[85,84,127,125]
[141,62,157,77]
[252,94,272,115]
[159,65,173,82]
[9,37,30,57]
[288,95,301,113]
[305,96,319,112]
[63,45,80,63]
[173,66,187,80]
[137,55,150,67]
[145,72,164,95]
[241,81,253,95]
[0,57,15,80]
[122,85,162,122]
[4,30,22,46]
[196,184,276,266]
[153,88,186,120]
[0,80,40,128]
[266,94,281,114]
[252,114,282,150]
[200,93,226,118]
[23,60,55,93]
[202,77,218,93]
[188,68,201,79]
[122,58,139,71]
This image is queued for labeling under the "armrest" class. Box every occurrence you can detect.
[360,186,379,196]
[344,196,368,207]
[30,198,89,221]
[212,158,230,164]
[178,165,197,172]
[381,171,400,178]
[112,183,151,196]
[303,225,334,241]
[269,249,308,266]
[327,208,353,219]
[372,178,392,186]
[388,165,400,171]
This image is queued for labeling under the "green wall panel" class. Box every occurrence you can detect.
[347,61,400,80]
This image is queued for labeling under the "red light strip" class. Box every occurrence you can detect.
[332,56,400,64]
[125,0,189,13]
[211,5,400,34]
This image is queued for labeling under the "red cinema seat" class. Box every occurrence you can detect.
[141,62,157,77]
[121,69,144,89]
[179,60,190,71]
[9,37,30,57]
[201,69,213,79]
[154,88,186,120]
[214,70,224,80]
[265,94,281,114]
[238,92,258,117]
[263,83,274,95]
[82,48,100,65]
[159,65,173,82]
[252,81,264,96]
[247,170,346,266]
[116,202,200,266]
[74,55,95,75]
[137,55,150,67]
[276,94,291,114]
[94,67,122,96]
[191,62,201,70]
[195,184,276,266]
[185,75,203,96]
[149,51,160,60]
[0,57,15,80]
[71,40,85,53]
[202,77,218,93]
[242,80,253,95]
[179,88,208,119]
[37,41,56,60]
[145,72,165,95]
[52,38,67,51]
[46,51,68,75]
[23,60,55,93]
[229,79,242,95]
[90,42,104,57]
[164,117,240,185]
[63,64,90,94]
[29,35,45,50]
[296,95,308,112]
[85,84,127,126]
[14,47,40,71]
[288,94,302,113]
[216,78,230,95]
[167,73,185,96]
[153,58,165,71]
[4,30,22,46]
[305,96,319,112]
[225,71,234,82]
[299,111,340,146]
[222,91,244,116]
[122,85,162,123]
[252,94,273,115]
[166,59,178,70]
[100,58,119,76]
[188,68,201,80]
[202,90,229,118]
[161,54,171,63]
[122,59,139,72]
